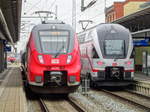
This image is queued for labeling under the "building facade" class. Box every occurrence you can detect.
[106,0,149,23]
[106,2,124,23]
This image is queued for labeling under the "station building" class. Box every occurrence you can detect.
[106,0,150,23]
[0,0,22,72]
[108,0,150,75]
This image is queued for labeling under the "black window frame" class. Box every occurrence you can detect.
[104,39,126,59]
[38,30,71,54]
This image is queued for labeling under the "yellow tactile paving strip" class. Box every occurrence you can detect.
[0,67,27,112]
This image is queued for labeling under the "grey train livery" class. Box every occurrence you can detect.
[78,24,134,86]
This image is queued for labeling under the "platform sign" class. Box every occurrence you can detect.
[4,46,11,52]
[133,39,150,46]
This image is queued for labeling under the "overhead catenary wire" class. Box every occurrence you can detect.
[63,8,104,24]
[70,0,112,25]
[48,0,57,11]
[74,0,114,19]
[45,0,48,10]
[41,0,46,11]
[24,0,42,15]
[23,0,113,29]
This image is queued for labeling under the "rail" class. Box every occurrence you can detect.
[38,98,49,112]
[38,96,85,112]
[68,97,86,112]
[101,89,150,111]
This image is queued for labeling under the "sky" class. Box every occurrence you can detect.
[17,0,126,53]
[21,0,125,25]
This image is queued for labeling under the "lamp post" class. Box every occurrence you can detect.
[104,0,106,23]
[72,0,76,32]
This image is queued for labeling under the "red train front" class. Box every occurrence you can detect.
[24,21,81,94]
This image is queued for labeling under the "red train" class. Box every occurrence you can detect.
[21,20,81,94]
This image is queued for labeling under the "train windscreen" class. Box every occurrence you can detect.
[39,31,69,54]
[104,40,125,57]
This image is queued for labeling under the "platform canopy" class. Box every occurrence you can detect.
[113,6,150,35]
[0,0,22,43]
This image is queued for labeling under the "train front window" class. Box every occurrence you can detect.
[104,40,125,57]
[39,31,69,54]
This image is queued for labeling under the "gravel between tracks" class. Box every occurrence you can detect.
[69,89,148,112]
[26,90,148,112]
[69,93,101,112]
[90,90,143,112]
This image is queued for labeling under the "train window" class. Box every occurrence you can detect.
[39,30,69,54]
[86,31,93,42]
[104,40,125,56]
[92,48,99,58]
[78,34,86,44]
[130,48,135,58]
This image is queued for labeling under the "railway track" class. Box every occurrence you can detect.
[100,89,150,111]
[38,98,49,112]
[67,97,86,112]
[38,96,85,112]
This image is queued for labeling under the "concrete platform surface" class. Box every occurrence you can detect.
[135,72,150,83]
[0,67,27,112]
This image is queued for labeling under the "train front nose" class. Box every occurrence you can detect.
[29,65,80,87]
[32,53,80,86]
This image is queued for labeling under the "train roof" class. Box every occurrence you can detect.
[42,20,65,24]
[96,24,131,40]
[96,24,130,34]
[78,23,130,35]
[32,20,73,31]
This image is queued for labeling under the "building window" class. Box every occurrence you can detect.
[109,15,111,22]
[114,12,116,20]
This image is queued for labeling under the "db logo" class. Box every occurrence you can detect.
[112,63,117,66]
[51,59,59,64]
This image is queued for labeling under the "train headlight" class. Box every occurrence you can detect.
[125,61,132,65]
[69,76,76,83]
[97,61,104,66]
[67,55,72,64]
[38,55,44,64]
[35,76,42,83]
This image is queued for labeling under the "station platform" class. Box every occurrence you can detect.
[134,72,150,83]
[0,67,27,112]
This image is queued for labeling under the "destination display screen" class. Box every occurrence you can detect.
[39,31,69,36]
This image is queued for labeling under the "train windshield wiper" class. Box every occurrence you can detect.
[114,57,118,61]
[54,44,65,58]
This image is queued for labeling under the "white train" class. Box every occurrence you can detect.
[78,24,134,86]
